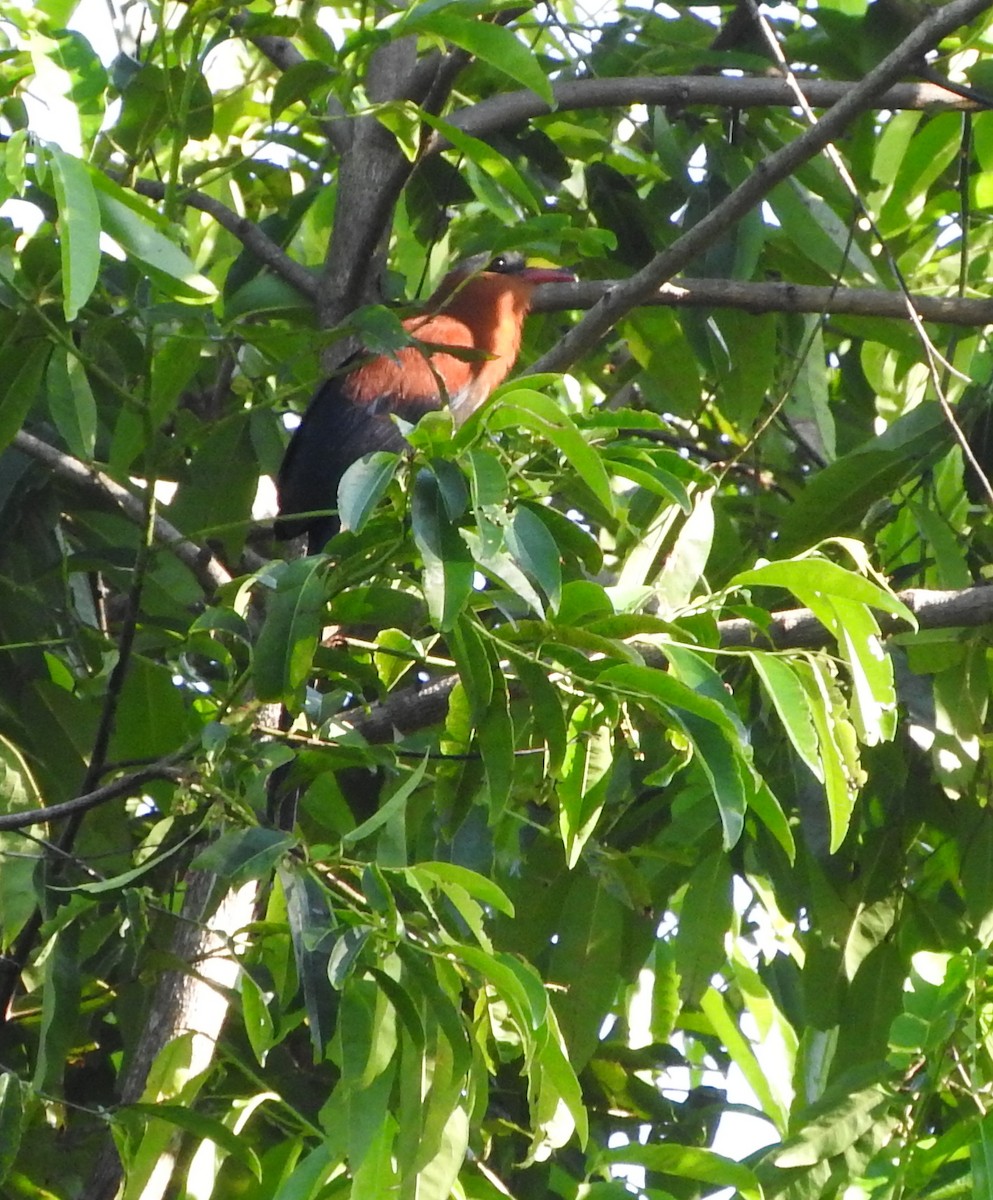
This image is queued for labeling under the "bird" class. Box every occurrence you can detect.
[274,251,576,553]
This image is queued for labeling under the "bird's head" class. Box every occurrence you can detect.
[433,251,576,308]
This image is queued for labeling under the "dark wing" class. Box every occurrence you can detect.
[275,376,411,553]
[275,323,479,553]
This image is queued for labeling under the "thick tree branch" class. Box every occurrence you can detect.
[527,0,993,376]
[718,584,993,649]
[14,431,232,593]
[340,583,993,743]
[531,278,993,327]
[436,75,983,153]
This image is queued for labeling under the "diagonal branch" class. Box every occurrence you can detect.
[123,176,318,300]
[13,431,232,593]
[0,763,187,831]
[526,0,993,377]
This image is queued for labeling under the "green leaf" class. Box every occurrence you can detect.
[775,401,950,554]
[547,874,623,1071]
[46,349,96,459]
[599,1143,762,1200]
[47,146,101,320]
[90,171,217,301]
[676,850,732,1007]
[448,613,493,722]
[484,389,616,518]
[478,669,514,819]
[412,470,474,631]
[507,503,562,611]
[408,862,514,918]
[731,555,913,623]
[830,596,896,746]
[700,986,788,1132]
[515,654,568,774]
[772,1082,891,1167]
[128,1104,262,1179]
[413,109,540,216]
[750,652,822,778]
[240,972,276,1066]
[338,452,399,533]
[973,1112,993,1200]
[253,557,327,705]
[461,529,546,617]
[794,658,863,852]
[191,828,295,885]
[402,11,553,105]
[280,865,336,1058]
[557,699,613,868]
[342,754,430,847]
[34,922,80,1097]
[0,1071,24,1184]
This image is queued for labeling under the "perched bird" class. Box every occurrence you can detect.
[275,251,576,552]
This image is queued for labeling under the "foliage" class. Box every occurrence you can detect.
[2,2,993,1198]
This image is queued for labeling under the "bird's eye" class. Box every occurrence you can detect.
[487,255,509,273]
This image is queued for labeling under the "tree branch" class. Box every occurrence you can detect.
[718,584,993,649]
[13,431,232,593]
[530,277,993,327]
[339,582,993,743]
[526,0,993,376]
[0,764,187,831]
[124,177,318,300]
[435,75,983,154]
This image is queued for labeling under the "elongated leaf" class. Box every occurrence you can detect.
[90,171,216,301]
[599,1143,762,1200]
[415,109,540,215]
[191,828,295,885]
[462,528,546,616]
[338,452,399,533]
[448,613,493,722]
[750,652,822,777]
[477,669,514,819]
[775,401,950,554]
[0,1071,23,1183]
[794,658,863,851]
[46,349,96,459]
[343,754,430,847]
[557,699,613,867]
[676,850,732,1006]
[280,865,336,1057]
[128,1104,261,1178]
[700,986,788,1131]
[412,470,474,631]
[48,146,100,320]
[654,489,714,607]
[731,556,913,623]
[408,862,514,918]
[507,504,562,611]
[253,557,327,704]
[485,389,615,516]
[829,596,896,746]
[403,11,553,104]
